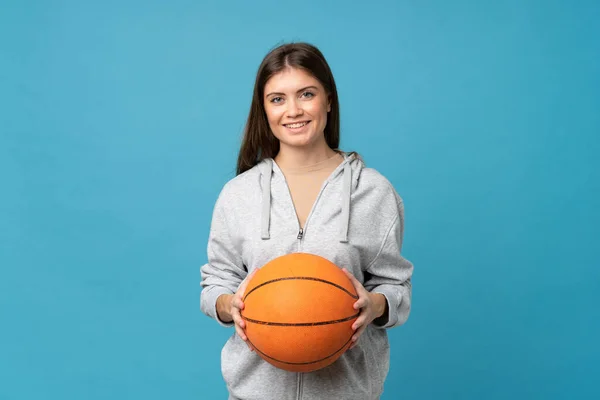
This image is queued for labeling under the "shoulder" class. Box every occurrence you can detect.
[356,166,404,211]
[213,163,262,210]
[222,165,260,194]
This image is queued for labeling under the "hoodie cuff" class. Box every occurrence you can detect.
[201,286,235,328]
[370,284,402,329]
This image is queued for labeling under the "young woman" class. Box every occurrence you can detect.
[200,42,414,400]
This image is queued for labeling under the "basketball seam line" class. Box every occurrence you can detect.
[246,334,354,366]
[241,311,360,326]
[243,276,359,301]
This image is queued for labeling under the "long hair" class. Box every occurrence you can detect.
[236,42,341,175]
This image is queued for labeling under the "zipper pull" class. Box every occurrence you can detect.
[297,228,304,240]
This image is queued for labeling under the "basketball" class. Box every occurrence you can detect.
[240,252,359,373]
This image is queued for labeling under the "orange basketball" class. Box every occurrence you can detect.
[240,252,359,373]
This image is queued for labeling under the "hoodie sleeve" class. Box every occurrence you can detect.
[200,189,247,327]
[363,198,414,329]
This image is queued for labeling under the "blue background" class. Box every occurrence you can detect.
[1,0,599,399]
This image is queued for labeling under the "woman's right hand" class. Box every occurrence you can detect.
[217,268,259,350]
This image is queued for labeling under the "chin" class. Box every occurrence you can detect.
[273,130,305,143]
[281,136,317,149]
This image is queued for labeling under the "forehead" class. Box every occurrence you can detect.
[264,67,323,94]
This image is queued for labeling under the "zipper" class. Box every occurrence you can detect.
[280,177,329,253]
[275,156,349,245]
[301,181,329,238]
[275,157,348,252]
[296,372,303,400]
[274,158,349,400]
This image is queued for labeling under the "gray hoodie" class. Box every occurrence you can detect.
[200,152,414,400]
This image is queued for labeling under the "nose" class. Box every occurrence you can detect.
[286,99,303,118]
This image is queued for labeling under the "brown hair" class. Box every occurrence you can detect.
[236,42,341,175]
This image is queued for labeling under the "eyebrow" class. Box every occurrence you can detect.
[265,86,319,97]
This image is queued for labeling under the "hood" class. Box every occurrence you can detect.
[256,152,364,243]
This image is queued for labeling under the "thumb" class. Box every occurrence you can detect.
[240,268,259,296]
[342,268,363,294]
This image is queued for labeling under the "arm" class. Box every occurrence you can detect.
[200,191,247,327]
[363,199,414,329]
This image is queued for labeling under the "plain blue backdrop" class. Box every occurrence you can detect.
[1,0,599,399]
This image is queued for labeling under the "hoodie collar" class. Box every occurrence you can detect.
[258,152,362,243]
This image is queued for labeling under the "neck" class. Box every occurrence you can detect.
[275,139,338,169]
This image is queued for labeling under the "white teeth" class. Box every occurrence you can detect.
[285,122,308,128]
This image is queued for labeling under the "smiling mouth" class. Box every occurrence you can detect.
[283,121,311,129]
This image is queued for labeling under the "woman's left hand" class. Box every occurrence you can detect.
[342,268,388,349]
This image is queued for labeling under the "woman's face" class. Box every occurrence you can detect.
[263,67,331,151]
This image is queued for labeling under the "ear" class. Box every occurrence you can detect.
[327,94,332,112]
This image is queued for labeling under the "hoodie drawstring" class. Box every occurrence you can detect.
[260,157,352,243]
[339,162,351,243]
[261,159,272,240]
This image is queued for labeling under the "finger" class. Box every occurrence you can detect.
[232,295,245,311]
[351,325,367,345]
[349,331,362,349]
[231,307,246,329]
[232,312,250,342]
[353,296,369,310]
[352,315,366,331]
[342,268,357,284]
[230,293,246,317]
[235,326,246,341]
[342,268,362,285]
[234,315,253,351]
[232,312,244,330]
[234,321,247,341]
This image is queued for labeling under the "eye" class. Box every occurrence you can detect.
[301,91,315,99]
[270,96,284,104]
